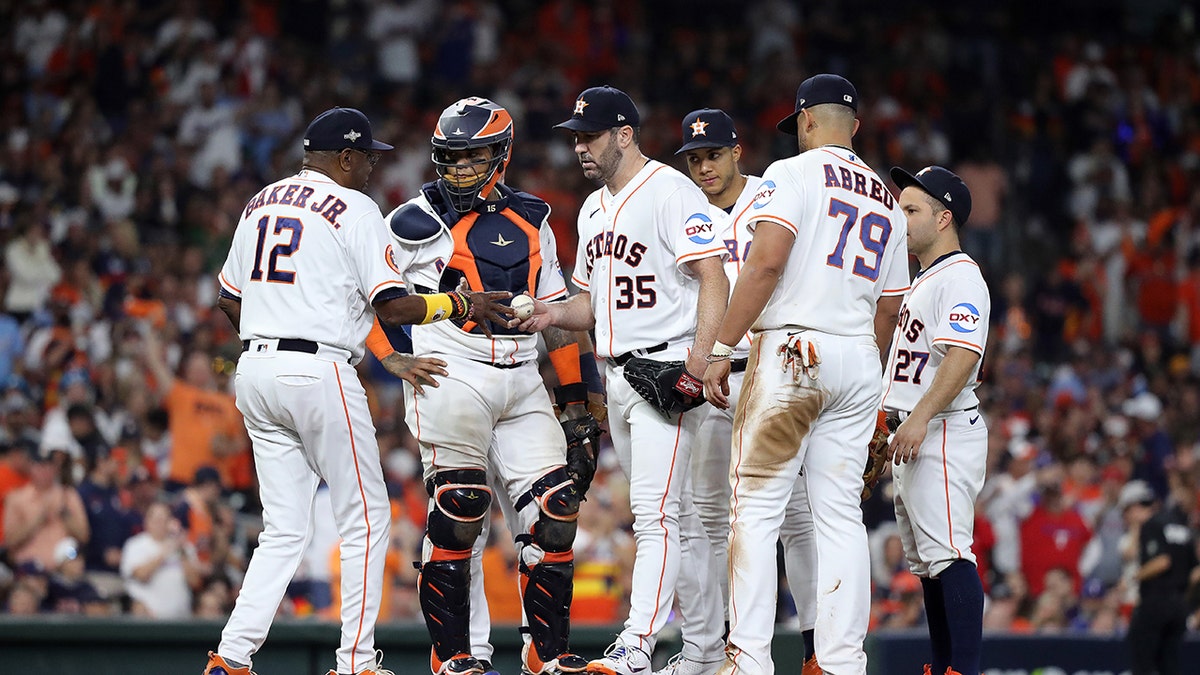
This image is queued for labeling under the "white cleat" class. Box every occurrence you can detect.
[651,653,722,675]
[586,641,651,675]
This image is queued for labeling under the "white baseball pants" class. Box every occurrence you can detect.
[222,348,390,675]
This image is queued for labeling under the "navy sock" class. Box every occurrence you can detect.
[802,629,815,661]
[921,576,951,672]
[938,560,984,675]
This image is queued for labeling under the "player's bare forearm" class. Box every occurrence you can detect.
[523,292,594,332]
[714,221,791,346]
[686,256,730,374]
[875,295,902,365]
[217,295,241,332]
[375,294,435,326]
[543,325,576,351]
[906,346,980,425]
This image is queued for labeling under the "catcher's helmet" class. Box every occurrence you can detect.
[432,97,513,213]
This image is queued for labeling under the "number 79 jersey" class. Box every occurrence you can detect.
[742,145,909,337]
[218,170,405,362]
[881,252,990,412]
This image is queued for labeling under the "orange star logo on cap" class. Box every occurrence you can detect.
[574,99,589,115]
[690,119,709,137]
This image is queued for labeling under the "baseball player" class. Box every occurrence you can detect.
[883,166,988,675]
[204,107,512,675]
[666,109,819,675]
[521,85,730,675]
[701,74,909,675]
[382,97,602,675]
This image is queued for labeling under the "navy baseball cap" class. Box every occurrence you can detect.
[776,73,859,134]
[303,107,393,152]
[890,165,972,226]
[675,109,739,155]
[554,86,640,133]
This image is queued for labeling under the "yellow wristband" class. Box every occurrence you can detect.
[420,294,455,324]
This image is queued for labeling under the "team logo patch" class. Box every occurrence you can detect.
[751,180,776,209]
[685,212,716,245]
[385,245,401,274]
[948,302,981,333]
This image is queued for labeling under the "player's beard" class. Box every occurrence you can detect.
[583,142,623,185]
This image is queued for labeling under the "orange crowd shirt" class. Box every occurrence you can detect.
[164,380,246,487]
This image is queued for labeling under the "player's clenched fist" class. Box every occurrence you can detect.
[511,295,556,333]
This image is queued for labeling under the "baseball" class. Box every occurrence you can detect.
[511,294,535,320]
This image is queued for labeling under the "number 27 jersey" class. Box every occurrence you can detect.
[881,252,990,412]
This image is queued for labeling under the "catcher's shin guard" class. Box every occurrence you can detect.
[418,552,473,667]
[516,468,581,673]
[519,547,578,673]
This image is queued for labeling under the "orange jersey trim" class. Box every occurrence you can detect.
[676,246,728,266]
[931,336,984,354]
[219,272,242,295]
[818,148,879,175]
[751,214,799,235]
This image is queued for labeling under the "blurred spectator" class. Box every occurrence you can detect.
[172,465,233,568]
[140,329,247,492]
[0,313,24,385]
[956,147,1009,272]
[3,448,89,570]
[43,536,108,615]
[0,440,33,545]
[981,437,1038,577]
[1020,482,1091,597]
[75,445,132,574]
[119,501,199,618]
[3,221,61,323]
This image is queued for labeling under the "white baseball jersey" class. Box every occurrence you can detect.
[572,160,727,359]
[742,145,909,336]
[882,251,990,413]
[219,169,405,361]
[714,175,765,357]
[385,191,567,364]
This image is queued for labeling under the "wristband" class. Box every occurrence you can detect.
[419,293,455,324]
[365,318,395,360]
[580,351,604,395]
[549,344,582,385]
[707,340,735,362]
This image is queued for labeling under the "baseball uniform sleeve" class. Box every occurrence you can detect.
[536,220,569,302]
[218,221,250,299]
[745,160,802,235]
[344,205,409,303]
[667,184,729,272]
[929,274,990,356]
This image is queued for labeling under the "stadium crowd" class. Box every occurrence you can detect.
[1,0,1199,638]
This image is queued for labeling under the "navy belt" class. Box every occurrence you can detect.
[730,357,748,373]
[242,338,352,364]
[609,342,668,367]
[472,359,527,370]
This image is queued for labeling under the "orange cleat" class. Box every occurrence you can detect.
[203,652,254,675]
[802,656,823,675]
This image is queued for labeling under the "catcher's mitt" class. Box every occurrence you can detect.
[622,357,706,420]
[862,409,891,501]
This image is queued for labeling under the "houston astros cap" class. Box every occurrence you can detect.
[776,73,859,134]
[675,108,739,155]
[890,165,972,226]
[303,107,394,152]
[555,86,640,133]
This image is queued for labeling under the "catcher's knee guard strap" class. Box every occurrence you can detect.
[418,557,472,662]
[516,467,579,552]
[520,546,575,671]
[426,469,492,551]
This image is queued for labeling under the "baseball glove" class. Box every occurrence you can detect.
[622,357,706,420]
[862,410,891,501]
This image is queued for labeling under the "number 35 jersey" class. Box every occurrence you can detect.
[882,252,990,413]
[571,160,727,360]
[219,170,406,363]
[741,145,909,337]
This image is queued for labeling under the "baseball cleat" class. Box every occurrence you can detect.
[479,658,501,675]
[436,654,486,675]
[586,641,650,675]
[801,656,822,675]
[203,652,255,675]
[651,653,723,675]
[326,649,396,675]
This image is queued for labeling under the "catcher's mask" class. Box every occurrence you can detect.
[431,97,513,213]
